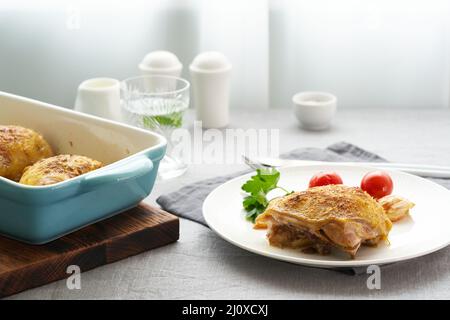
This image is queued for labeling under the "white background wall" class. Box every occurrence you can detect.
[0,0,449,109]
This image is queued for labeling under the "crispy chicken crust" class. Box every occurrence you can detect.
[19,154,102,186]
[255,185,393,258]
[0,125,53,181]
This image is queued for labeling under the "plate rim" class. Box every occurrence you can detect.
[203,164,450,268]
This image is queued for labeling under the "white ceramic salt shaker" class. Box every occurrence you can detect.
[190,51,231,128]
[138,50,183,77]
[74,78,122,122]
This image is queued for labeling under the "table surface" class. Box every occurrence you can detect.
[8,108,450,299]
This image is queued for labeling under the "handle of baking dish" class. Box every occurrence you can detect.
[80,156,154,192]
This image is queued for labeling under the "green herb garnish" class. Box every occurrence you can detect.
[241,168,291,223]
[142,111,184,129]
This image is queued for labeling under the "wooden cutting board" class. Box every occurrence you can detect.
[0,203,179,298]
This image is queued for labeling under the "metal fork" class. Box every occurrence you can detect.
[242,155,274,170]
[242,155,450,178]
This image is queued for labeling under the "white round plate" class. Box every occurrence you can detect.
[203,164,450,268]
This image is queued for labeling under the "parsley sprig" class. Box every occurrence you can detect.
[142,111,184,129]
[241,168,291,222]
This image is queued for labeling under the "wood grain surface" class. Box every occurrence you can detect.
[0,203,179,298]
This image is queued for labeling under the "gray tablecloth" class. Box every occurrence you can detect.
[8,108,450,299]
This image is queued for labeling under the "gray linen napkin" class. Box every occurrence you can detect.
[156,142,450,275]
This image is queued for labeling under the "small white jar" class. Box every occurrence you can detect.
[292,91,337,130]
[190,51,232,128]
[74,77,121,122]
[138,50,183,77]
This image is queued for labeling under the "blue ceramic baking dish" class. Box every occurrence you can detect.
[0,92,166,244]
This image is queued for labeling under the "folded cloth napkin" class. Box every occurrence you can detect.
[156,142,450,275]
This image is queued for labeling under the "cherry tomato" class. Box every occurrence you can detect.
[309,171,343,188]
[361,171,393,199]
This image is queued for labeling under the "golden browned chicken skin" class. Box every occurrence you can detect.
[255,185,393,258]
[0,125,53,181]
[19,154,102,186]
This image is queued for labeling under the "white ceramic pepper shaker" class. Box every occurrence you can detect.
[138,50,183,77]
[189,51,231,128]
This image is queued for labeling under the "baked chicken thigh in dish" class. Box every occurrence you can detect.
[255,185,393,258]
[0,125,53,181]
[20,154,102,186]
